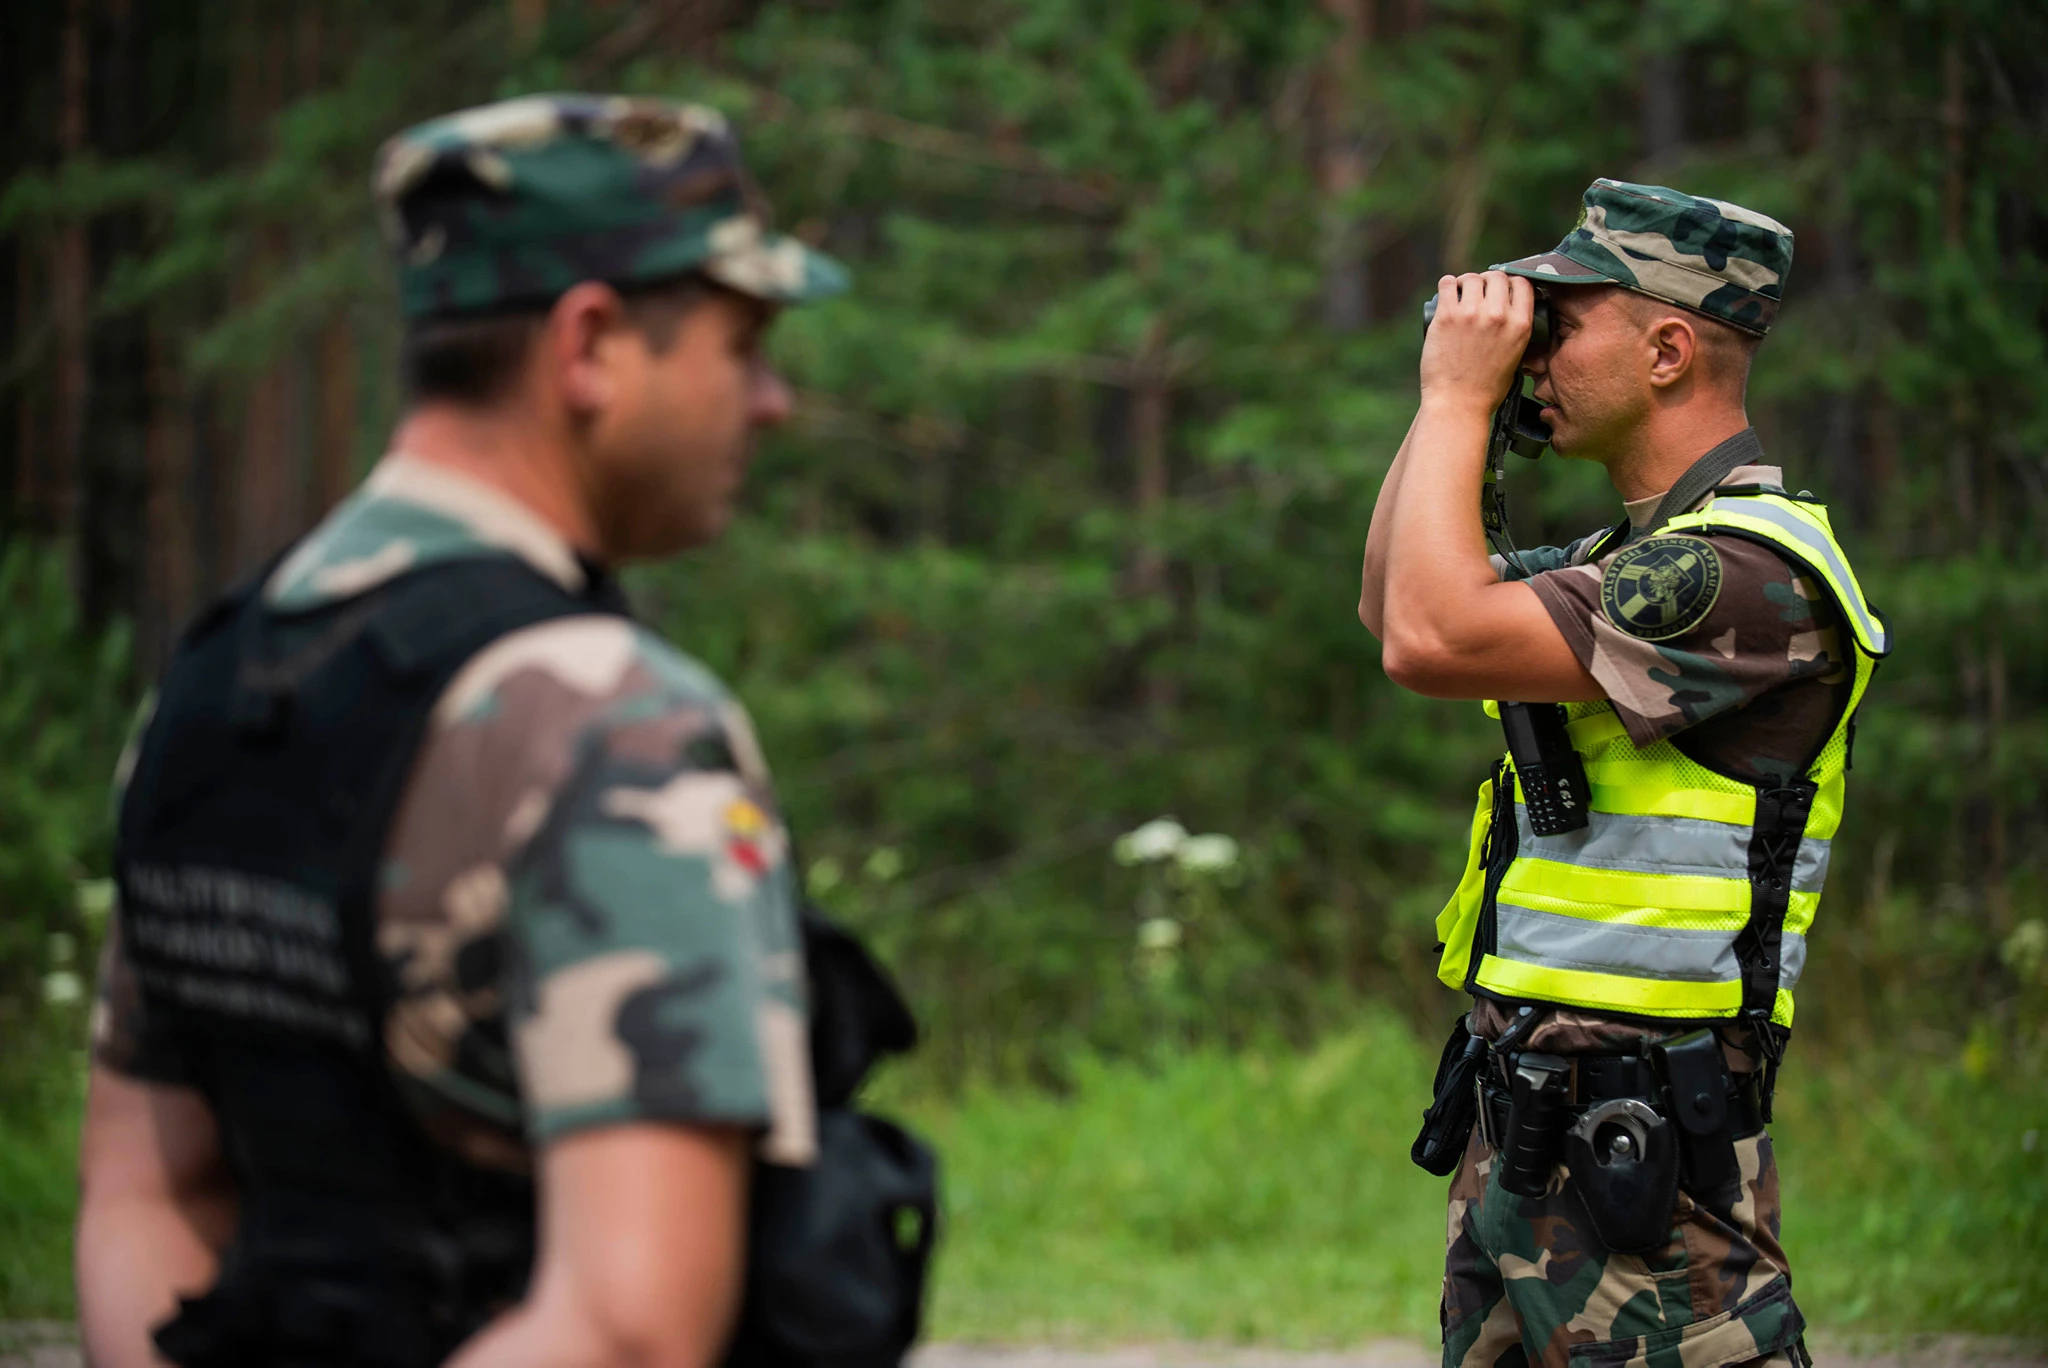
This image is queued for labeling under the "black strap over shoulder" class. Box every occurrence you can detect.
[1733,780,1813,1120]
[1640,427,1768,539]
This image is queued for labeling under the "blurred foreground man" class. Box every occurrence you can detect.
[78,95,931,1368]
[1360,181,1888,1368]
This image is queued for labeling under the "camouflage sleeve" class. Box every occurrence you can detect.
[1490,527,1612,582]
[378,617,814,1164]
[1525,531,1848,748]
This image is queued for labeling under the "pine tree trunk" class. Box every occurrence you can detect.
[50,0,91,550]
[512,0,547,46]
[143,322,196,668]
[1131,321,1175,714]
[80,0,153,629]
[1940,38,1974,534]
[1441,154,1489,274]
[11,234,44,535]
[315,315,358,514]
[1640,45,1684,165]
[1316,0,1372,333]
[1811,0,1865,526]
[1131,322,1169,602]
[229,1,294,572]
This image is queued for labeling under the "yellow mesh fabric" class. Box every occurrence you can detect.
[1433,776,1496,992]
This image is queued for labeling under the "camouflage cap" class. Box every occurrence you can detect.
[374,93,848,319]
[1495,179,1793,336]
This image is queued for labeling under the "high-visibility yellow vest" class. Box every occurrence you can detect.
[1434,489,1889,1028]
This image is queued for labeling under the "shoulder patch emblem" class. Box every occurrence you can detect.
[1600,535,1724,641]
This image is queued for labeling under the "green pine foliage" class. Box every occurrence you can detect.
[1,0,2043,1088]
[0,544,130,1090]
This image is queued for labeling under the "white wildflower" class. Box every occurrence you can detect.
[1137,917,1183,951]
[1175,833,1240,875]
[807,857,844,898]
[76,878,115,926]
[1113,818,1187,866]
[2002,920,2047,980]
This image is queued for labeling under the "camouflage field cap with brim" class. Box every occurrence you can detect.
[374,93,849,320]
[1495,178,1793,336]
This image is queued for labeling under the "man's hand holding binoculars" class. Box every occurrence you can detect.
[1359,267,1596,704]
[1419,270,1540,420]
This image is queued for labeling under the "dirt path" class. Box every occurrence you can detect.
[6,1326,2043,1368]
[911,1342,2047,1368]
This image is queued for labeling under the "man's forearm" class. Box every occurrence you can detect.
[1358,411,1422,637]
[76,1193,231,1368]
[448,1124,749,1368]
[76,1068,237,1368]
[1381,395,1500,656]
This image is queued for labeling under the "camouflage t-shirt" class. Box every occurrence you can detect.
[93,457,817,1169]
[1512,461,1850,785]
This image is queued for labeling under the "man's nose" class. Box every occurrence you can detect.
[753,364,794,428]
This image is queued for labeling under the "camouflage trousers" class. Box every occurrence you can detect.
[1442,1123,1806,1368]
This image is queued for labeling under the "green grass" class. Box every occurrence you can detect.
[1772,1050,2048,1334]
[6,1017,2045,1342]
[891,1025,1446,1345]
[886,1018,2048,1345]
[0,1041,83,1321]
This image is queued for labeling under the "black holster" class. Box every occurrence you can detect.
[1411,1016,1487,1176]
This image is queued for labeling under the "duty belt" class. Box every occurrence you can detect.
[1478,1050,1764,1154]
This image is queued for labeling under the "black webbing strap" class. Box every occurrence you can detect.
[1582,518,1631,562]
[1735,779,1815,1119]
[1637,427,1770,541]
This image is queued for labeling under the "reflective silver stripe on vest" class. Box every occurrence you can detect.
[1515,805,1830,893]
[1780,929,1807,993]
[1496,903,1808,990]
[1702,499,1888,655]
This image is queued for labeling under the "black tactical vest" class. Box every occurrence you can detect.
[115,552,935,1368]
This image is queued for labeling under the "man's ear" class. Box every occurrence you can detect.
[546,281,634,419]
[1646,313,1699,390]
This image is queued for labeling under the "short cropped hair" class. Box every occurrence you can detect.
[399,272,716,408]
[1616,290,1762,394]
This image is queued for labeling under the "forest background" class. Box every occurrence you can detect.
[2,0,2045,1348]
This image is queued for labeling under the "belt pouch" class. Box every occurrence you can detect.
[1655,1028,1743,1215]
[1564,1098,1680,1253]
[1411,1017,1486,1177]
